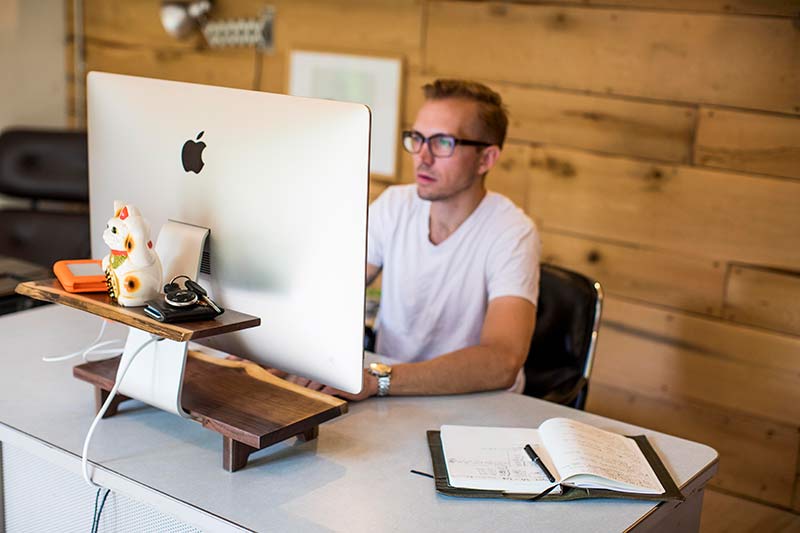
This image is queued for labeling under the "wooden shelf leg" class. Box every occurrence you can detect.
[296,426,319,442]
[94,386,130,418]
[223,437,259,472]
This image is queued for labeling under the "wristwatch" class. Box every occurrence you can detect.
[368,362,393,397]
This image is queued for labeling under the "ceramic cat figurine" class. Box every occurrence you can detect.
[102,201,162,307]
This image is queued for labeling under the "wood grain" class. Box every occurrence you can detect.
[592,296,800,426]
[83,0,204,49]
[16,279,260,342]
[405,72,697,163]
[695,107,800,180]
[528,146,800,271]
[540,230,725,315]
[586,382,797,507]
[182,350,346,448]
[257,49,287,94]
[527,0,800,17]
[83,42,257,90]
[701,489,800,533]
[426,2,800,114]
[724,265,800,336]
[269,0,423,70]
[82,0,423,65]
[73,350,347,470]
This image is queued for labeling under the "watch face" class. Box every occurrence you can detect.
[369,362,392,376]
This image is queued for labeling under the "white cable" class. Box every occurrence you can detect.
[82,340,127,362]
[81,334,160,488]
[42,320,124,363]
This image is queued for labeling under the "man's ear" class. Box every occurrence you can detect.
[477,145,502,176]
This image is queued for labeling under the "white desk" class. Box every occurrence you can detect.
[0,306,717,532]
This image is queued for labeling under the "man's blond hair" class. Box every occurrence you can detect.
[422,79,509,148]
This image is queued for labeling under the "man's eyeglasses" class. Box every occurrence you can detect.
[401,130,492,158]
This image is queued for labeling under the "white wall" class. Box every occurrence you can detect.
[0,0,67,207]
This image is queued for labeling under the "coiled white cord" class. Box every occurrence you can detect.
[81,334,160,488]
[42,319,125,363]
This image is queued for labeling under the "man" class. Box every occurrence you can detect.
[314,79,541,401]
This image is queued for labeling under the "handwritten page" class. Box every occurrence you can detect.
[440,425,561,494]
[539,418,664,494]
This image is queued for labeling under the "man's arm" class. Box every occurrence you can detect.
[366,262,381,286]
[389,295,536,394]
[322,295,536,399]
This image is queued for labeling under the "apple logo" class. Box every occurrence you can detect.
[182,131,206,173]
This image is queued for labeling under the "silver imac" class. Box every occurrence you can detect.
[87,72,370,394]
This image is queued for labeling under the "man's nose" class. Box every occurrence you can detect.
[418,141,436,165]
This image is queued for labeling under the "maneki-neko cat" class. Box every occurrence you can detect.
[102,201,162,307]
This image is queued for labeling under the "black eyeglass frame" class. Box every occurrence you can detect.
[401,130,493,158]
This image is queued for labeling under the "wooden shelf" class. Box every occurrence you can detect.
[19,278,349,471]
[74,350,348,471]
[16,279,260,342]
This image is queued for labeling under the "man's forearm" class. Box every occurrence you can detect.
[388,344,522,396]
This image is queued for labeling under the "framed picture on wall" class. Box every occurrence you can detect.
[289,49,403,179]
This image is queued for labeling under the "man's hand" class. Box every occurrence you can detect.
[287,369,378,401]
[320,369,379,401]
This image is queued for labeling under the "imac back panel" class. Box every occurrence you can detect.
[87,72,370,394]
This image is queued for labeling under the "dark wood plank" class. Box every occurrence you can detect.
[223,438,259,472]
[94,387,130,419]
[73,350,347,457]
[16,279,260,342]
[182,351,347,449]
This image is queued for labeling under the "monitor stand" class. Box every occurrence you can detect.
[115,220,210,418]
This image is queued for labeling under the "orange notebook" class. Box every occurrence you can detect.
[53,259,108,293]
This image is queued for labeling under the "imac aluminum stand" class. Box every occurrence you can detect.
[115,220,209,418]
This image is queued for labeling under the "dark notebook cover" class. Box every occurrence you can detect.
[427,430,684,502]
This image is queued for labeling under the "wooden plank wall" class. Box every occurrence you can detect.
[69,0,800,512]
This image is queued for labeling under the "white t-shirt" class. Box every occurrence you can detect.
[367,184,541,367]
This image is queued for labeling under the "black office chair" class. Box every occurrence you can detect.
[523,264,603,410]
[0,128,90,266]
[0,128,90,315]
[364,264,602,411]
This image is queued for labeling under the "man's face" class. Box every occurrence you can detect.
[411,98,489,202]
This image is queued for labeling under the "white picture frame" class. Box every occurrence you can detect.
[289,50,403,178]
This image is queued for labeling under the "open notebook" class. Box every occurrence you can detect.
[428,417,683,502]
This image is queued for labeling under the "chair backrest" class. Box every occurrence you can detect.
[0,128,90,266]
[523,263,603,410]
